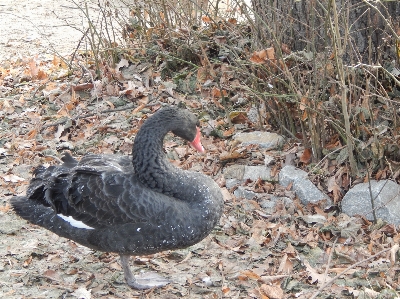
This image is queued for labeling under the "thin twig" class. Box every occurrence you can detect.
[69,28,90,67]
[345,63,400,88]
[363,182,400,221]
[321,238,337,286]
[310,146,346,173]
[309,247,391,299]
[360,0,399,39]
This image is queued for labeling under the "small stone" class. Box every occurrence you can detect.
[223,165,245,180]
[234,187,258,200]
[243,165,272,181]
[234,131,284,150]
[225,179,240,189]
[279,165,331,206]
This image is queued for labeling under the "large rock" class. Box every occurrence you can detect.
[279,165,331,206]
[341,180,400,225]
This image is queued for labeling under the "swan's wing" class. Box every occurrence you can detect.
[27,153,164,229]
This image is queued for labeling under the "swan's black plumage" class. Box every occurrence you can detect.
[11,106,224,289]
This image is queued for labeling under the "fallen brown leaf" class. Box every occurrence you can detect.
[260,284,284,299]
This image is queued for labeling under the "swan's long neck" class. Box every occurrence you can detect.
[132,114,182,195]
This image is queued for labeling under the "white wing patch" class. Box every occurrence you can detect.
[57,214,95,230]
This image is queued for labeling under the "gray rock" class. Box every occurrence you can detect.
[260,198,276,210]
[233,131,284,150]
[294,179,331,206]
[260,196,294,214]
[247,106,259,124]
[223,165,274,188]
[279,165,308,186]
[279,165,331,206]
[234,187,258,200]
[225,178,240,189]
[341,180,400,225]
[243,165,272,181]
[223,165,245,180]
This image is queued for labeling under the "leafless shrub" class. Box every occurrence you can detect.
[72,0,400,178]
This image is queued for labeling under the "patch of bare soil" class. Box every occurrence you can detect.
[0,0,100,63]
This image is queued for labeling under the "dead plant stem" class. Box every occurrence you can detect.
[330,0,358,175]
[361,0,399,38]
[321,238,337,286]
[366,168,378,223]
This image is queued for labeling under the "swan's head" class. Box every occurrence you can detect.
[168,107,205,153]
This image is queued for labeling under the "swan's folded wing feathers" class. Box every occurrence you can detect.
[23,153,189,231]
[66,172,134,227]
[62,155,157,228]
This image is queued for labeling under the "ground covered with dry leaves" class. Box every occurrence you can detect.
[0,52,399,299]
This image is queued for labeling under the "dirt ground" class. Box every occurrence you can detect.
[0,0,93,63]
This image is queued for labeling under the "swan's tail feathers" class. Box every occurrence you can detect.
[11,196,64,228]
[10,196,94,248]
[25,160,74,215]
[10,196,41,223]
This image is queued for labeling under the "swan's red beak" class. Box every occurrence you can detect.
[189,127,205,153]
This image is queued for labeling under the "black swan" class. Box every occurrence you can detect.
[10,106,224,289]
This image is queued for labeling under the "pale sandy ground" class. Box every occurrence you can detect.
[0,0,82,61]
[0,0,113,62]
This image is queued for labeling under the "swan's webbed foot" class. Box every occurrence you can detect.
[120,254,170,290]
